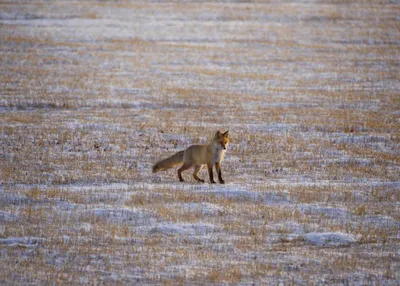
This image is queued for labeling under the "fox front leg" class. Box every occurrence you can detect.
[215,163,225,184]
[207,163,216,184]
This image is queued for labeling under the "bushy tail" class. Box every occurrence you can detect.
[152,151,184,173]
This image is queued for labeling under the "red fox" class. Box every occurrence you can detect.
[152,131,229,184]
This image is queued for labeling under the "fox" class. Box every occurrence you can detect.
[152,131,230,184]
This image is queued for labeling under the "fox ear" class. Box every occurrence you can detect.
[214,131,221,138]
[223,130,229,138]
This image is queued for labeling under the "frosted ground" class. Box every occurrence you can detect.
[0,0,399,284]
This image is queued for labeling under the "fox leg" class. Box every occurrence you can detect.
[215,163,225,184]
[207,163,216,184]
[178,164,192,182]
[193,165,204,183]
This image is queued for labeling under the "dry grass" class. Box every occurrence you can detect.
[1,0,399,285]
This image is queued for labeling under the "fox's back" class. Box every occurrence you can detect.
[183,145,209,165]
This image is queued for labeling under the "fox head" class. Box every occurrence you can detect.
[214,130,230,150]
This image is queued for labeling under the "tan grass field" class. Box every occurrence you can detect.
[0,1,399,284]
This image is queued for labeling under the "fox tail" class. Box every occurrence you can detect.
[152,151,184,173]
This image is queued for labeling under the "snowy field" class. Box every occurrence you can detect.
[1,1,399,284]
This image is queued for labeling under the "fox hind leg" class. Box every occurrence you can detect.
[178,164,192,182]
[193,165,204,183]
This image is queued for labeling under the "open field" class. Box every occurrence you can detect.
[1,0,399,284]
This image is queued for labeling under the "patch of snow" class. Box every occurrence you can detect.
[246,123,297,133]
[86,206,153,225]
[0,237,44,247]
[0,192,30,205]
[0,210,19,222]
[262,191,291,205]
[264,179,400,188]
[174,203,224,215]
[79,222,92,233]
[304,232,358,246]
[362,215,399,229]
[205,186,260,201]
[298,204,351,219]
[150,222,218,235]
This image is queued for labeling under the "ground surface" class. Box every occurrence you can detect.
[1,1,399,285]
